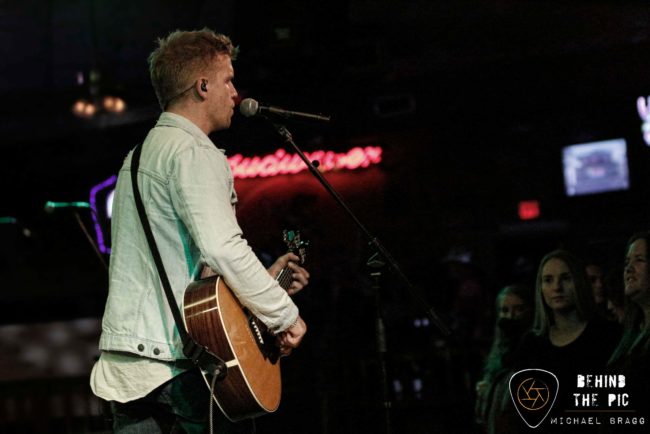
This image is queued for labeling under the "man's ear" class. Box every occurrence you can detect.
[200,79,208,92]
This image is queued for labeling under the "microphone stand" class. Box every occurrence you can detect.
[46,203,109,272]
[271,123,450,434]
[73,210,109,272]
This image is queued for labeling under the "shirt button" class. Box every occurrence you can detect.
[137,344,145,352]
[153,348,161,355]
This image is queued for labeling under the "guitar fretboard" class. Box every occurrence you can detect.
[276,267,292,290]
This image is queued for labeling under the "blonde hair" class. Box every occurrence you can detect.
[148,28,238,110]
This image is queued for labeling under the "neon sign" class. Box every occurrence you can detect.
[228,146,382,179]
[89,175,117,253]
[637,96,650,146]
[88,146,382,253]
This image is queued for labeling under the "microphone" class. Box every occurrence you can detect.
[239,98,330,123]
[44,201,91,214]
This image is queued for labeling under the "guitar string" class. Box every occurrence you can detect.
[277,267,292,290]
[282,268,292,289]
[279,273,290,290]
[277,268,286,287]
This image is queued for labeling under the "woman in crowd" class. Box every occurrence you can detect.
[514,250,620,432]
[607,232,650,428]
[475,284,533,434]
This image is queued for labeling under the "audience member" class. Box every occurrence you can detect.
[475,284,533,434]
[607,232,650,430]
[513,250,620,432]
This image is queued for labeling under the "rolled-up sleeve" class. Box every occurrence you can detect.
[169,144,298,333]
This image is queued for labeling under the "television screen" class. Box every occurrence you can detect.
[562,138,629,196]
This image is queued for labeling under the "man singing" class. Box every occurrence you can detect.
[91,29,309,433]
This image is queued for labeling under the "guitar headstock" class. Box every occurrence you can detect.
[283,229,309,265]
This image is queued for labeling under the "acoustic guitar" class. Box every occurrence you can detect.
[182,230,308,421]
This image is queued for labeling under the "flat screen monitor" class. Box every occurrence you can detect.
[562,138,629,197]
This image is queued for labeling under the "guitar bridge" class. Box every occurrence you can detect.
[248,314,265,346]
[245,311,279,363]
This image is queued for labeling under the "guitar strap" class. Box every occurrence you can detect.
[130,143,227,380]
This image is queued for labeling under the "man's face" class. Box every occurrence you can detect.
[205,54,238,132]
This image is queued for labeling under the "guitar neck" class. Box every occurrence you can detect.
[276,267,292,291]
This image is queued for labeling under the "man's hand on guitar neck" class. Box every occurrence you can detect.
[277,315,307,357]
[267,252,310,296]
[268,252,309,356]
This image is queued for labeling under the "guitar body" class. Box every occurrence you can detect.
[183,275,281,421]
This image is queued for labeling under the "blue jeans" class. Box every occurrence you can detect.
[111,369,255,434]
